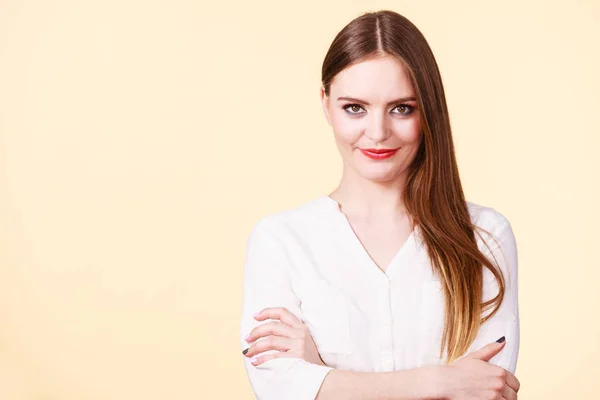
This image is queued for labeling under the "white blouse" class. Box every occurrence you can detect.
[239,195,519,400]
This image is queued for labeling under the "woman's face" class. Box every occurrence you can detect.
[321,54,422,183]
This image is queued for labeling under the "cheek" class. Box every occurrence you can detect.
[330,111,363,144]
[394,117,422,143]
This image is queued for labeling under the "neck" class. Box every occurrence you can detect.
[329,166,409,220]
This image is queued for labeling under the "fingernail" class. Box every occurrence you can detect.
[250,357,258,363]
[242,348,249,355]
[244,334,251,342]
[253,312,260,318]
[496,336,506,343]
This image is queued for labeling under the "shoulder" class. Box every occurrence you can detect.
[466,200,512,233]
[466,201,517,261]
[248,196,331,241]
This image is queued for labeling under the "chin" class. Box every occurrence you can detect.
[354,164,403,182]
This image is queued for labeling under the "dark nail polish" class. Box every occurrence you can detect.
[496,336,505,343]
[242,348,249,355]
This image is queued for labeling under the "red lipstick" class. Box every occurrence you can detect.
[359,148,399,160]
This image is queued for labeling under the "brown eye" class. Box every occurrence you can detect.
[393,104,415,116]
[343,104,365,114]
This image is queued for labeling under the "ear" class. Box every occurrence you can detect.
[320,86,332,126]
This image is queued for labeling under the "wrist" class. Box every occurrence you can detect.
[421,365,450,400]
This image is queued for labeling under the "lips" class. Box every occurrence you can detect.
[359,147,399,160]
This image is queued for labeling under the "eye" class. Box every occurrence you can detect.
[343,103,417,116]
[392,104,415,116]
[342,104,365,115]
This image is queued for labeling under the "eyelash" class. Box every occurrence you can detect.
[342,103,416,116]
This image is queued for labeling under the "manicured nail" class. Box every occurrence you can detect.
[242,348,249,355]
[244,334,251,342]
[253,312,260,318]
[496,336,506,343]
[250,357,258,363]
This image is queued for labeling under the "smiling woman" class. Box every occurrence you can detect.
[239,9,520,400]
[321,55,422,182]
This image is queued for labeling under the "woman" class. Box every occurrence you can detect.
[239,10,520,400]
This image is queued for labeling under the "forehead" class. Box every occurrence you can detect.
[330,55,414,98]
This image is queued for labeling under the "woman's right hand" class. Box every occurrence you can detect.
[242,307,326,367]
[438,338,521,400]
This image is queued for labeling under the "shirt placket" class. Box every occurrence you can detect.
[378,277,395,371]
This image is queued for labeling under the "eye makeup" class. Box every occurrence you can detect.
[342,103,416,117]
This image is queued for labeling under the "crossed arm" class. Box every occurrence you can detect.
[242,305,443,399]
[239,216,520,399]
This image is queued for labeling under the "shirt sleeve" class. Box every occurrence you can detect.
[239,217,334,400]
[464,214,520,374]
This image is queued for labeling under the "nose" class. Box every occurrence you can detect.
[365,112,391,143]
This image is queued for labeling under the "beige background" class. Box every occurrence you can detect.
[0,0,598,398]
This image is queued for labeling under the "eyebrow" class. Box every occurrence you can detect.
[336,96,417,105]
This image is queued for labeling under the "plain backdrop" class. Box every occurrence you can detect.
[0,0,598,398]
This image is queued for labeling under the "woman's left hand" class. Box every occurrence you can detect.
[242,307,326,367]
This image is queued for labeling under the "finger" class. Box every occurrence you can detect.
[249,349,298,366]
[246,321,296,343]
[244,335,294,358]
[253,307,304,328]
[465,339,506,362]
[503,383,518,400]
[503,370,521,393]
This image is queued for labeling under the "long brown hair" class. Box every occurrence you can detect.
[321,10,506,364]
